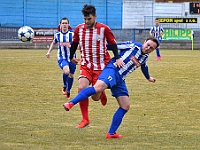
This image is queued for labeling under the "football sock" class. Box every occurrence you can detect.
[74,87,96,122]
[108,107,127,134]
[67,77,74,93]
[70,87,96,104]
[79,99,89,122]
[156,48,160,57]
[63,73,69,88]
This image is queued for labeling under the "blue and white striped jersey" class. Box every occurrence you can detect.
[150,25,164,39]
[53,30,74,62]
[107,41,150,80]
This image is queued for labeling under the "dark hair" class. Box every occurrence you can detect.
[146,36,159,48]
[60,17,69,24]
[82,4,96,16]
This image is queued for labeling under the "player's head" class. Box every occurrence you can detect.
[60,17,69,24]
[142,37,159,54]
[60,17,70,31]
[154,18,160,26]
[82,4,97,29]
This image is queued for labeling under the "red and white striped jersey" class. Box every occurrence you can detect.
[73,22,117,70]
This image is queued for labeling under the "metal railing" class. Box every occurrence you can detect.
[0,27,19,41]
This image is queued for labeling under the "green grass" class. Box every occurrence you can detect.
[0,49,200,150]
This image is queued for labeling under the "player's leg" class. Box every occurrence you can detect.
[66,62,76,98]
[58,60,70,95]
[66,73,73,97]
[91,70,107,106]
[64,80,107,108]
[156,39,162,60]
[76,77,90,128]
[76,66,92,128]
[106,81,129,138]
[156,47,161,60]
[62,73,68,95]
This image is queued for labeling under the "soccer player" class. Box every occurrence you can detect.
[149,18,164,61]
[63,36,159,138]
[46,17,76,98]
[69,4,124,129]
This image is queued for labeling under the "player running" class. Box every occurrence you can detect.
[46,17,76,98]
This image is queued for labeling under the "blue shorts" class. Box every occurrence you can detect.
[98,66,129,98]
[58,59,76,74]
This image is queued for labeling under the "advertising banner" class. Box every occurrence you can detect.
[162,29,193,40]
[162,29,194,50]
[157,18,198,24]
[32,28,57,43]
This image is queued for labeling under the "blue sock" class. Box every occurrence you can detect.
[67,77,74,93]
[108,107,127,134]
[70,87,96,105]
[63,73,68,88]
[156,48,160,57]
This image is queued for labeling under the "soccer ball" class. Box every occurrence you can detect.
[18,26,34,42]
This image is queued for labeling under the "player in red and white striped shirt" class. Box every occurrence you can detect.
[69,4,124,128]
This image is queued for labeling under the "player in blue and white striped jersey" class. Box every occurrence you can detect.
[63,36,159,138]
[150,18,164,61]
[46,17,76,98]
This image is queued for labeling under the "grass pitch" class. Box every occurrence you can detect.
[0,49,200,150]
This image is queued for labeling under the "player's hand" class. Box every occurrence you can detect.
[71,58,80,65]
[148,77,156,83]
[46,52,50,58]
[115,58,125,68]
[66,43,71,48]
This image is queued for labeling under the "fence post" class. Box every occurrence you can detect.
[23,0,26,26]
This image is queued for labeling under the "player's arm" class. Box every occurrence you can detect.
[149,27,153,36]
[108,44,125,67]
[46,38,57,58]
[161,27,165,36]
[70,27,79,59]
[70,42,80,65]
[109,44,119,59]
[70,41,78,59]
[149,31,152,36]
[104,26,119,59]
[141,63,150,79]
[105,27,125,67]
[141,63,156,82]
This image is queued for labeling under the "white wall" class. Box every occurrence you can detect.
[123,0,200,29]
[123,0,153,28]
